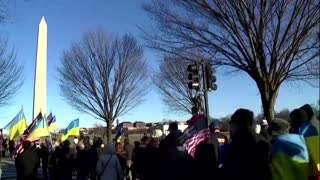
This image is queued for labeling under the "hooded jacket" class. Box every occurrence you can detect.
[96,143,123,180]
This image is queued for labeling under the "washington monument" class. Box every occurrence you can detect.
[33,16,47,120]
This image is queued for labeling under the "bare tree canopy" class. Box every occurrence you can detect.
[154,55,194,114]
[0,0,8,23]
[0,39,23,107]
[143,0,320,121]
[58,31,149,142]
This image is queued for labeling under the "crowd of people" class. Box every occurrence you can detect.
[1,138,16,157]
[13,104,319,180]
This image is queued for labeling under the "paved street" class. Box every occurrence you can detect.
[0,157,79,180]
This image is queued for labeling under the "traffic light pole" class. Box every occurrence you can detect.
[201,62,210,126]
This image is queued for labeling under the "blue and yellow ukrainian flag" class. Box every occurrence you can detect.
[270,134,310,180]
[26,117,50,141]
[114,128,123,143]
[61,119,79,142]
[305,135,320,176]
[4,109,28,140]
[48,116,57,131]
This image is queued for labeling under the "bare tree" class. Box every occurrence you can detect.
[154,55,195,114]
[0,39,23,107]
[0,0,8,23]
[58,32,149,142]
[143,0,320,122]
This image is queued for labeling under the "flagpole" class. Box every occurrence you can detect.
[46,114,54,152]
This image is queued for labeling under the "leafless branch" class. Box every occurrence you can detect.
[0,39,23,107]
[58,31,149,142]
[153,55,196,115]
[143,0,320,121]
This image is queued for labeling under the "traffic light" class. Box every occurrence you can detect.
[187,64,200,90]
[205,64,217,91]
[191,95,202,114]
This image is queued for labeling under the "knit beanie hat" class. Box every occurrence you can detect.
[268,118,290,136]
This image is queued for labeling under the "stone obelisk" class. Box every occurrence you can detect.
[33,16,47,120]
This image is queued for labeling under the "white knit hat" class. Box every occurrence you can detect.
[151,129,163,138]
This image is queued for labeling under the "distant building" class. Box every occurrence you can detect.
[162,122,188,135]
[146,123,156,127]
[118,122,134,130]
[134,121,146,128]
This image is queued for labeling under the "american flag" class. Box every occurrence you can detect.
[15,112,43,156]
[16,138,40,155]
[178,114,207,145]
[177,114,210,157]
[184,128,210,157]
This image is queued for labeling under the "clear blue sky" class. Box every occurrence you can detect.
[0,0,318,129]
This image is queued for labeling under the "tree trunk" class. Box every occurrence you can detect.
[106,119,113,143]
[259,86,279,122]
[107,124,112,143]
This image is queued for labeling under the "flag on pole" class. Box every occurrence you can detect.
[178,114,210,157]
[48,116,57,131]
[23,112,43,136]
[15,112,43,156]
[61,119,80,142]
[114,128,124,143]
[47,113,52,123]
[4,108,28,140]
[25,117,50,141]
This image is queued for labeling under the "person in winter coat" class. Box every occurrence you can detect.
[15,140,40,180]
[160,122,193,180]
[131,141,140,180]
[56,140,76,180]
[133,136,149,180]
[268,118,311,180]
[222,108,271,180]
[40,143,49,179]
[123,138,134,180]
[115,142,127,174]
[194,140,219,180]
[96,143,123,180]
[290,109,318,138]
[208,121,229,168]
[88,139,102,180]
[76,142,89,180]
[141,129,164,180]
[9,140,15,156]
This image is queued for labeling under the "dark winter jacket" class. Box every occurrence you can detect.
[15,149,40,180]
[76,149,90,176]
[56,150,75,180]
[222,129,271,180]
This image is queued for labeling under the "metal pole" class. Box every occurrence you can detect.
[202,62,210,126]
